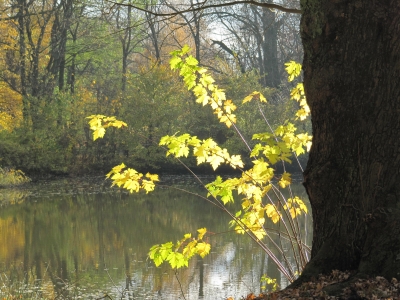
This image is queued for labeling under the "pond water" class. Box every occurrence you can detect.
[0,175,311,300]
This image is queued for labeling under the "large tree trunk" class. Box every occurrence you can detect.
[301,0,400,281]
[261,6,279,88]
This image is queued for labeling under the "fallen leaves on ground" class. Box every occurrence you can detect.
[227,270,400,300]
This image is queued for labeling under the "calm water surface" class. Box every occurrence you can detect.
[0,175,311,299]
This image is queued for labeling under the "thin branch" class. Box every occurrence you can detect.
[0,9,55,21]
[107,0,301,17]
[174,270,187,300]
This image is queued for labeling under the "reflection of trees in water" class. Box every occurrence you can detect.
[198,257,204,297]
[0,189,28,206]
[0,179,311,298]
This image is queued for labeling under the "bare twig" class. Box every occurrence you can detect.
[174,270,187,300]
[107,0,301,17]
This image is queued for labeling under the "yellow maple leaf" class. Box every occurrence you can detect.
[93,127,106,141]
[106,163,126,178]
[265,204,281,223]
[197,227,207,240]
[124,179,140,193]
[196,242,211,258]
[229,155,244,169]
[145,173,159,182]
[141,180,156,193]
[112,120,128,128]
[278,172,291,188]
[224,100,237,113]
[242,91,267,104]
[207,154,225,170]
[219,114,236,128]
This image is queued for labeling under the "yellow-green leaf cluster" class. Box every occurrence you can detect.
[284,61,311,121]
[265,204,281,224]
[207,159,278,238]
[242,91,267,104]
[170,46,237,128]
[106,163,159,194]
[283,196,308,219]
[290,83,310,120]
[278,172,291,188]
[149,228,211,269]
[89,51,312,278]
[160,134,244,170]
[251,124,311,164]
[284,61,302,82]
[159,133,200,158]
[275,123,313,156]
[261,275,279,292]
[87,115,127,141]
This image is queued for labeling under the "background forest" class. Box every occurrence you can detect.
[0,0,306,175]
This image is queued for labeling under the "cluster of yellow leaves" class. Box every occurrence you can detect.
[261,274,279,292]
[86,115,127,140]
[284,60,302,82]
[285,61,310,120]
[87,48,312,270]
[206,160,275,239]
[157,52,310,242]
[202,61,311,240]
[251,123,312,166]
[86,117,158,194]
[159,133,244,170]
[106,163,159,194]
[208,161,305,239]
[170,45,241,128]
[242,91,267,104]
[275,123,312,156]
[284,196,308,219]
[149,228,211,269]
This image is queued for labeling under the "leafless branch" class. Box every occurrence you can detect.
[107,0,301,16]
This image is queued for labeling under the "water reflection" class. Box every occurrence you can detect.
[0,176,311,299]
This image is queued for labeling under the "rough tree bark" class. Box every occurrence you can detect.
[301,0,400,282]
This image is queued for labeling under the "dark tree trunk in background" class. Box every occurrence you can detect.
[16,0,29,121]
[121,4,132,92]
[146,12,161,62]
[48,0,73,91]
[67,23,79,94]
[250,2,280,88]
[301,0,400,281]
[260,6,279,88]
[115,1,137,92]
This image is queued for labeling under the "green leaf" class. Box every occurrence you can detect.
[167,252,187,269]
[185,55,198,66]
[181,44,191,55]
[200,74,215,86]
[284,61,302,82]
[170,56,182,70]
[149,245,164,266]
[159,242,174,260]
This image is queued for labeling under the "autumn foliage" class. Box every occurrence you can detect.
[89,48,311,281]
